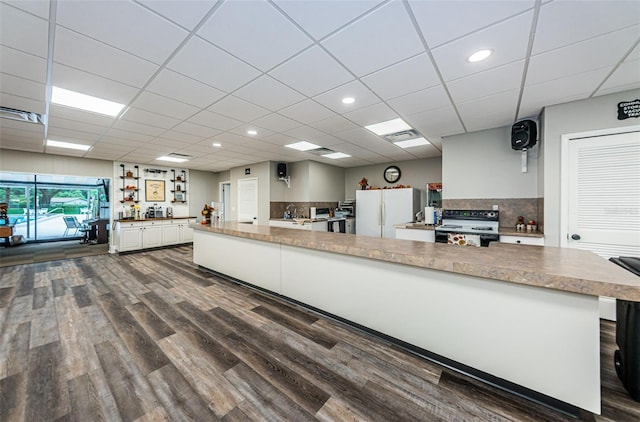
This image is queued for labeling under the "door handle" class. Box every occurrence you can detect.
[571,234,581,240]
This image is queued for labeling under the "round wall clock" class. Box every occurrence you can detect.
[383,165,401,183]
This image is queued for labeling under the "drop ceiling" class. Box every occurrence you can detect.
[0,0,638,172]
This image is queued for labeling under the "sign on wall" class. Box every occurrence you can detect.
[617,99,640,120]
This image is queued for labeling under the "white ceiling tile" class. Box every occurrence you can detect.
[269,46,354,97]
[52,63,139,105]
[146,69,226,108]
[409,0,534,48]
[121,107,182,129]
[49,104,117,127]
[362,53,440,100]
[198,0,313,71]
[158,130,205,144]
[598,60,640,95]
[0,73,45,102]
[227,125,275,140]
[533,0,640,55]
[283,125,333,144]
[101,135,150,147]
[172,121,221,138]
[56,0,188,64]
[167,36,260,92]
[334,127,388,148]
[208,95,271,122]
[112,120,166,137]
[84,149,127,160]
[308,115,360,134]
[387,85,451,116]
[47,116,109,136]
[321,1,425,77]
[261,133,299,147]
[447,60,525,104]
[0,3,49,58]
[342,102,397,127]
[0,118,44,135]
[275,1,386,40]
[0,92,45,114]
[54,27,158,88]
[46,127,96,144]
[131,91,200,120]
[527,26,640,86]
[137,0,215,30]
[0,46,47,83]
[431,11,533,82]
[405,106,464,140]
[520,67,614,119]
[188,110,244,131]
[312,80,380,114]
[3,0,50,19]
[278,100,336,124]
[457,90,520,132]
[234,75,306,111]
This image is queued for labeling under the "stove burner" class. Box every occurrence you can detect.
[471,226,494,231]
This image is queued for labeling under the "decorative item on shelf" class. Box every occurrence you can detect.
[126,170,134,177]
[176,175,182,181]
[201,203,215,224]
[527,220,537,232]
[359,177,368,190]
[516,216,526,231]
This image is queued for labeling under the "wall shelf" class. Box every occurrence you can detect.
[170,169,187,203]
[119,164,140,203]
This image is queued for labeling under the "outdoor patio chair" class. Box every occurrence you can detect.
[63,216,88,238]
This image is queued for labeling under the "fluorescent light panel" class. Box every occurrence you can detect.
[157,156,188,163]
[46,139,91,151]
[51,86,125,117]
[285,141,321,151]
[365,118,412,136]
[394,137,430,148]
[323,152,351,159]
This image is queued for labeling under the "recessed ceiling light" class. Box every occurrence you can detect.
[247,130,257,135]
[365,118,412,136]
[394,137,430,148]
[51,86,125,116]
[322,152,351,159]
[212,142,222,147]
[285,141,321,151]
[467,49,492,63]
[157,156,188,163]
[341,97,355,105]
[46,139,91,151]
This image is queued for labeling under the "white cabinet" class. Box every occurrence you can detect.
[115,218,195,252]
[269,220,328,231]
[395,228,435,242]
[142,221,163,248]
[118,221,143,252]
[500,235,544,246]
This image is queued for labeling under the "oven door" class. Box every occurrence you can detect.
[435,230,499,247]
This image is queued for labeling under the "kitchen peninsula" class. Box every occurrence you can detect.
[192,222,640,416]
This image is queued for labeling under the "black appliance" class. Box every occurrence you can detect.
[277,163,287,177]
[435,209,499,247]
[511,119,537,150]
[610,256,640,402]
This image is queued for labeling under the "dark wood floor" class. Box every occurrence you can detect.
[1,245,639,421]
[0,239,108,267]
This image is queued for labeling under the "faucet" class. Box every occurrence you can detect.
[285,203,295,219]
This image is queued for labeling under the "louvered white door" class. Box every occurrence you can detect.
[567,131,640,258]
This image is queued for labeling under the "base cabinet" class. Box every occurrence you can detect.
[115,218,195,252]
[395,228,435,242]
[500,235,545,246]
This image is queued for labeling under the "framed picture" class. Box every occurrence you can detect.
[145,179,165,202]
[175,192,184,202]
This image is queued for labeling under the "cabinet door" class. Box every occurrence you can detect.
[143,223,163,248]
[120,226,142,251]
[163,223,180,245]
[180,221,194,243]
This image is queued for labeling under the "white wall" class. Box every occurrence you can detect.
[308,161,345,201]
[344,157,442,200]
[189,169,219,218]
[228,161,270,225]
[270,160,345,202]
[542,88,640,246]
[0,149,112,177]
[442,126,538,199]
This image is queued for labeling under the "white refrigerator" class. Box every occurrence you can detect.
[356,188,423,238]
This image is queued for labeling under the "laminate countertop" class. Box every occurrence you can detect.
[115,216,196,222]
[193,222,640,301]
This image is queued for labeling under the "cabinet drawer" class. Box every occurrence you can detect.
[500,235,544,246]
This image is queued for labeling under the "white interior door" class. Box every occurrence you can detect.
[220,181,231,221]
[565,129,640,320]
[237,178,258,222]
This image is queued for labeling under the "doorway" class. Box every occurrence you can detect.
[237,178,258,223]
[219,181,231,221]
[561,126,640,319]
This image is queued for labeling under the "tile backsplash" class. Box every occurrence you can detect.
[442,198,542,232]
